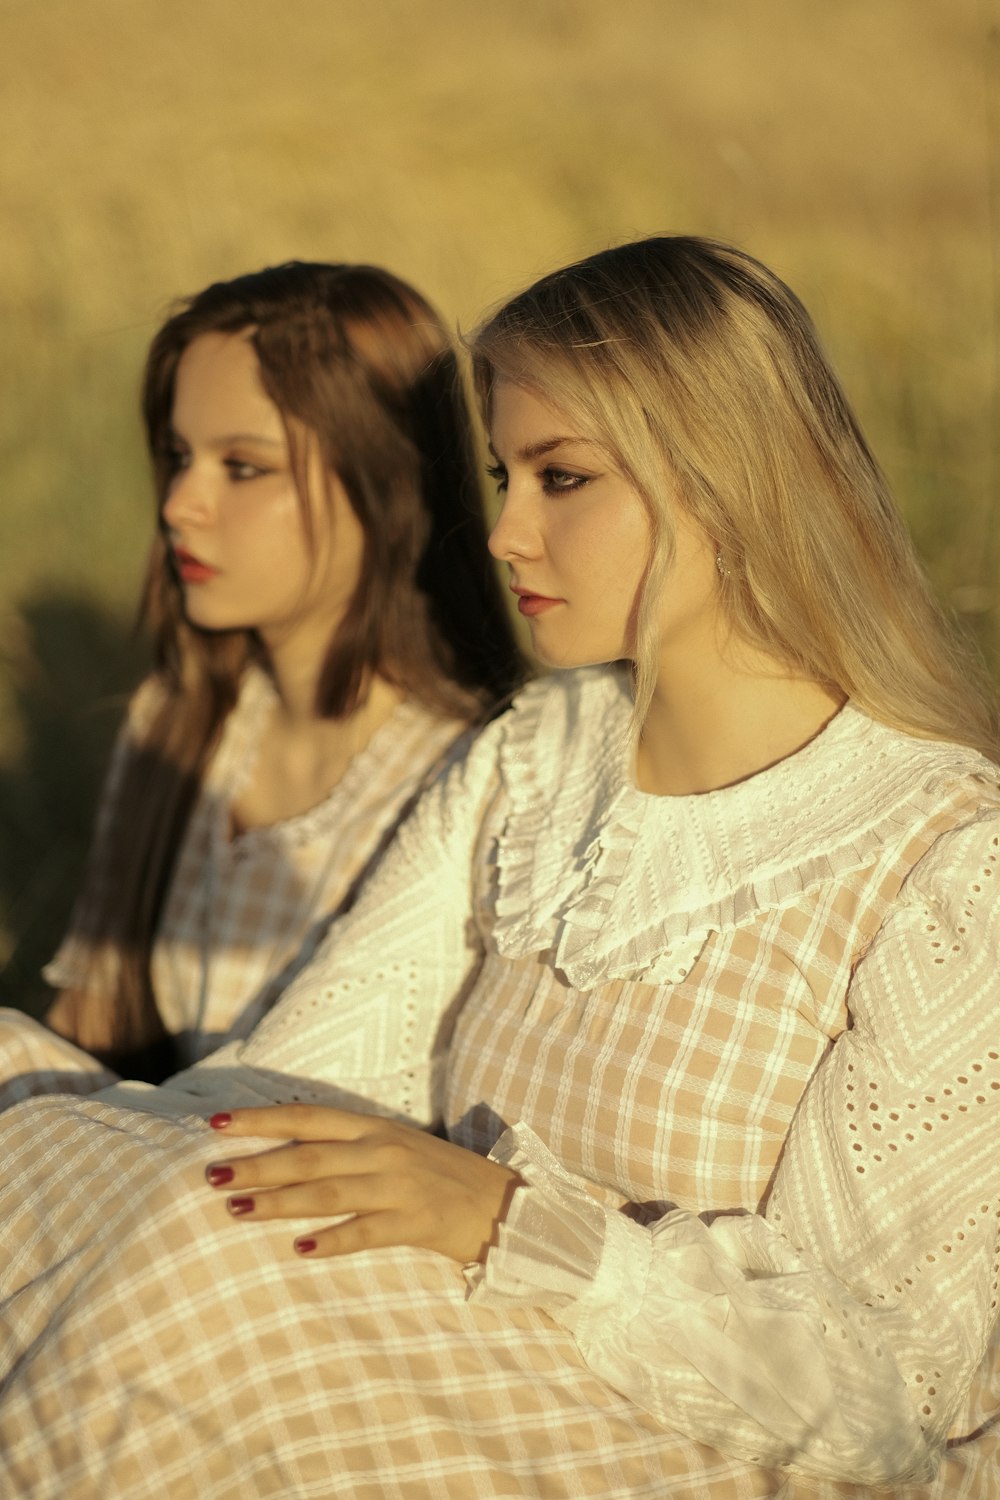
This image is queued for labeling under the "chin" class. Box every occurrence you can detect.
[532,638,623,672]
[539,655,610,674]
[533,644,581,670]
[182,608,243,635]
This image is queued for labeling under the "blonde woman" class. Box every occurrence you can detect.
[0,237,997,1496]
[1,261,525,1095]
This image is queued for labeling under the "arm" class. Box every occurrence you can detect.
[165,714,505,1126]
[467,806,1000,1484]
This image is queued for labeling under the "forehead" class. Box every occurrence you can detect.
[489,380,597,455]
[171,332,282,435]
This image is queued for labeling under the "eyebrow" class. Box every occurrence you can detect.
[490,435,601,463]
[168,428,286,449]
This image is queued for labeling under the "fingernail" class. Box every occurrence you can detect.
[228,1196,255,1216]
[209,1113,232,1130]
[295,1237,317,1254]
[206,1164,234,1187]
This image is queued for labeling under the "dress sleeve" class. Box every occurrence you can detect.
[42,677,166,996]
[468,803,1000,1485]
[167,716,506,1127]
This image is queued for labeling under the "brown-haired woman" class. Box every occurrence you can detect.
[3,260,525,1092]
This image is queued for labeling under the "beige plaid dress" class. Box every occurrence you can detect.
[0,666,466,1104]
[0,667,997,1497]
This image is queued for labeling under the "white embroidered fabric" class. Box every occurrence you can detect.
[107,667,1000,1483]
[472,673,1000,1483]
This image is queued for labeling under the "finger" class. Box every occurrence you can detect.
[292,1209,415,1259]
[206,1139,378,1192]
[223,1173,393,1224]
[208,1104,375,1141]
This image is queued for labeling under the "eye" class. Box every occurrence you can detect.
[540,466,589,495]
[225,459,270,482]
[164,445,190,476]
[485,462,507,493]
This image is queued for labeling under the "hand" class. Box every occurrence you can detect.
[205,1104,522,1264]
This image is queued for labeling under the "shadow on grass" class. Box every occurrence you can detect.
[0,591,148,1018]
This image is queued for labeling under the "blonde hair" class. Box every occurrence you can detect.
[471,235,999,762]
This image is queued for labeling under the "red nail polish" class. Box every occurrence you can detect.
[206,1165,234,1187]
[209,1113,232,1130]
[295,1237,317,1254]
[228,1196,255,1216]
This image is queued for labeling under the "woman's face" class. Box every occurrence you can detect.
[487,381,719,675]
[161,331,364,657]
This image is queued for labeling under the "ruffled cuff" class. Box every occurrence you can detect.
[465,1123,653,1340]
[465,1128,933,1481]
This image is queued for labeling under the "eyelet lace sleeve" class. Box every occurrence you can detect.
[468,803,1000,1486]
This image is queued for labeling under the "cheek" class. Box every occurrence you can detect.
[652,534,721,638]
[247,493,311,555]
[558,507,649,569]
[606,510,653,594]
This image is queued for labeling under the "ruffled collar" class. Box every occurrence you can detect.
[492,666,995,989]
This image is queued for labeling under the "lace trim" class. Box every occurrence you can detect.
[466,1123,621,1313]
[493,669,998,989]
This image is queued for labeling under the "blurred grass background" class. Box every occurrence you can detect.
[2,0,998,1011]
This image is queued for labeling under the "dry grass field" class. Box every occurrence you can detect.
[1,0,998,1007]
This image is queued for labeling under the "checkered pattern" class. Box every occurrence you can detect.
[0,669,997,1496]
[0,1093,771,1498]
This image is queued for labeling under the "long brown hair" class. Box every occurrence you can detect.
[73,261,526,1068]
[472,235,999,760]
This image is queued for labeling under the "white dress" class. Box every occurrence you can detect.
[0,666,997,1497]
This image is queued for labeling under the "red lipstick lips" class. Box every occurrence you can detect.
[511,584,561,618]
[173,547,219,584]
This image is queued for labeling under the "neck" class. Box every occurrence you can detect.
[264,646,323,725]
[228,635,405,835]
[262,631,403,732]
[634,637,845,797]
[257,621,339,724]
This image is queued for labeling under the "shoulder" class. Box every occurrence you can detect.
[853,710,998,797]
[898,787,1000,919]
[787,707,1000,870]
[852,714,1000,872]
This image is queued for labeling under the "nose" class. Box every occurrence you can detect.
[487,489,541,563]
[161,463,212,534]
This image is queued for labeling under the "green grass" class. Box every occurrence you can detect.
[1,0,997,1006]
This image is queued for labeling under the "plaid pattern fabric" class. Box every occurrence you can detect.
[0,669,997,1495]
[454,818,1000,1487]
[0,1093,777,1498]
